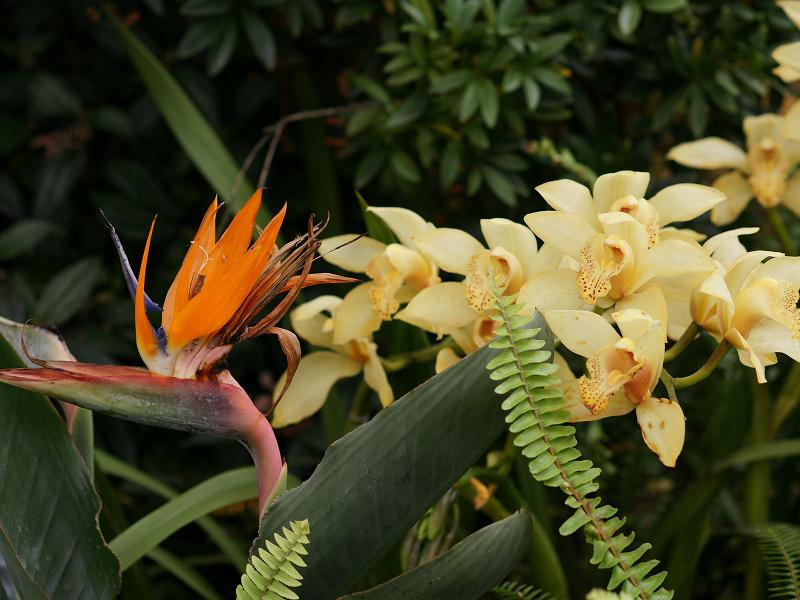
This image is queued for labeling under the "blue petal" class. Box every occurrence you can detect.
[101,211,163,313]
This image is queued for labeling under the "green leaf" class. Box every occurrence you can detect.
[531,33,572,60]
[713,439,800,472]
[641,0,687,12]
[241,12,276,70]
[33,152,85,219]
[181,0,232,17]
[356,191,397,244]
[430,69,472,94]
[0,220,60,261]
[28,73,82,118]
[342,512,531,599]
[522,77,541,111]
[386,91,428,128]
[440,141,461,187]
[355,150,387,187]
[0,115,27,155]
[148,547,224,600]
[206,17,238,76]
[618,1,643,36]
[110,467,257,570]
[177,20,219,59]
[390,150,421,183]
[108,12,256,212]
[482,165,517,206]
[90,106,135,139]
[254,333,518,598]
[459,80,481,122]
[531,67,570,96]
[351,74,391,104]
[34,257,103,326]
[687,88,708,137]
[95,449,247,569]
[477,78,499,128]
[0,335,120,598]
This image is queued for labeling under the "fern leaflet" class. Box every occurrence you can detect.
[753,523,800,599]
[491,580,556,599]
[236,519,310,600]
[487,291,672,600]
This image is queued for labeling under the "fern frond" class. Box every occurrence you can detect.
[753,523,800,599]
[487,291,672,600]
[236,519,310,600]
[491,580,556,599]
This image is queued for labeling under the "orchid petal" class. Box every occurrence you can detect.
[710,171,754,226]
[648,183,725,226]
[412,228,484,275]
[480,218,539,279]
[368,206,432,248]
[271,352,362,428]
[524,212,596,260]
[592,171,650,212]
[544,309,620,358]
[332,283,383,345]
[534,179,600,227]
[319,234,386,273]
[667,139,749,172]
[395,282,478,335]
[636,397,685,467]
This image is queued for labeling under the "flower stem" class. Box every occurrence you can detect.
[246,415,285,520]
[345,381,372,432]
[769,362,800,437]
[670,339,731,389]
[381,337,460,373]
[766,206,797,255]
[664,322,699,362]
[744,374,771,600]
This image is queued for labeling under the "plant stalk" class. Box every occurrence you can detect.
[671,339,731,389]
[664,322,699,362]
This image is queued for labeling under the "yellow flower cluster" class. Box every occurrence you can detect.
[273,167,800,468]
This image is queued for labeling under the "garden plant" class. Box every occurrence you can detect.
[2,1,800,599]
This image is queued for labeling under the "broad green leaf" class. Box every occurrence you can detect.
[241,12,276,70]
[531,67,570,96]
[342,512,531,599]
[34,257,103,326]
[713,439,800,472]
[33,151,85,219]
[147,548,223,600]
[255,316,550,598]
[440,141,461,187]
[0,336,119,598]
[355,150,387,187]
[688,88,708,137]
[0,220,60,261]
[430,69,472,94]
[110,467,257,570]
[95,449,247,569]
[522,77,541,111]
[108,13,256,212]
[28,73,82,118]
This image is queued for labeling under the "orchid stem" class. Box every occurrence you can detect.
[770,362,800,437]
[664,322,699,362]
[346,381,372,432]
[659,371,679,404]
[381,337,460,373]
[766,206,797,256]
[669,339,731,389]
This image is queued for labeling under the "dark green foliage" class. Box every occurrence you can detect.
[753,524,800,599]
[491,580,556,600]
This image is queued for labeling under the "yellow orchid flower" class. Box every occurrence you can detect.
[692,228,800,382]
[772,1,800,82]
[547,308,685,467]
[521,180,722,338]
[394,218,562,337]
[318,207,440,345]
[667,114,800,224]
[271,295,393,428]
[531,171,723,246]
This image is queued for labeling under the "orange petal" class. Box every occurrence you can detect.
[162,198,219,333]
[136,218,158,360]
[204,189,262,283]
